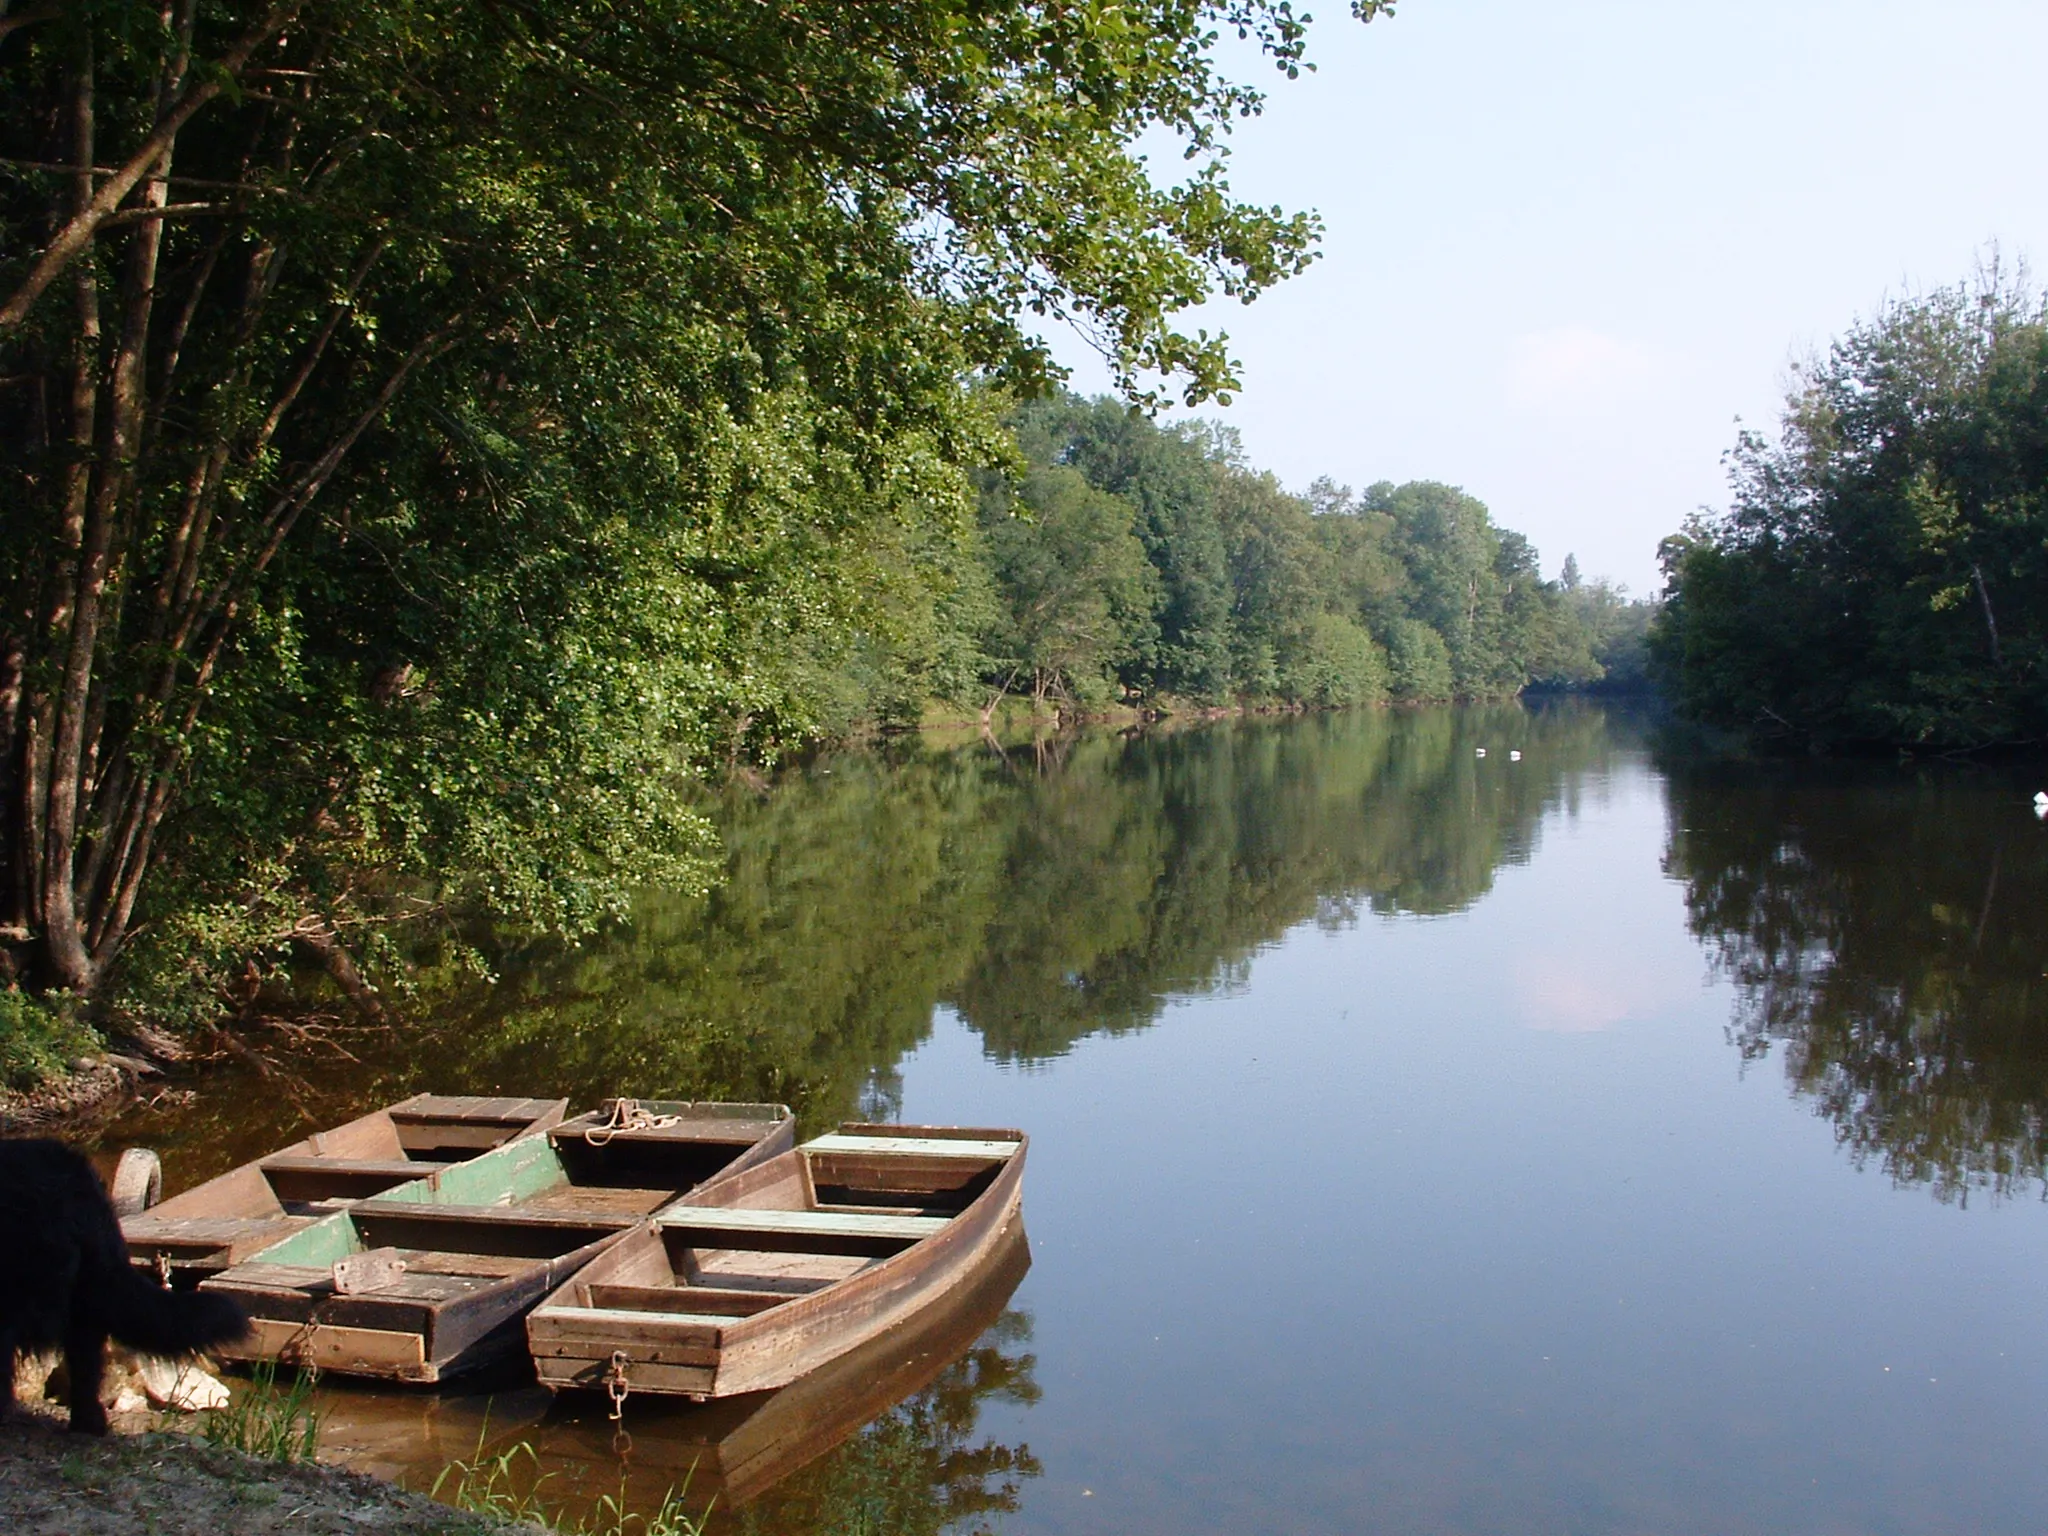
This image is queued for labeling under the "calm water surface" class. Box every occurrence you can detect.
[106,702,2048,1535]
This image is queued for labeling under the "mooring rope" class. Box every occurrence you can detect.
[578,1097,686,1146]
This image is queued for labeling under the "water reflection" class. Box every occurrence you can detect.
[106,701,1629,1179]
[1662,754,2048,1200]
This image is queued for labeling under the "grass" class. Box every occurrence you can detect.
[201,1361,322,1463]
[433,1427,705,1536]
[0,986,99,1090]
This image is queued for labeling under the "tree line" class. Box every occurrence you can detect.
[814,393,1648,735]
[1651,267,2048,750]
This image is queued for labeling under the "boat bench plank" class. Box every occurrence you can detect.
[394,1095,562,1123]
[258,1156,446,1180]
[516,1185,677,1216]
[658,1207,946,1256]
[548,1304,738,1331]
[803,1134,1019,1160]
[585,1283,791,1316]
[662,1207,947,1239]
[210,1259,516,1303]
[351,1199,643,1231]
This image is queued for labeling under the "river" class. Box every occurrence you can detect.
[102,701,2048,1535]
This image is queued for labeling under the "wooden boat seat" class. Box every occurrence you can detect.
[583,1282,794,1316]
[259,1155,446,1180]
[123,1213,312,1251]
[212,1242,546,1300]
[344,1199,644,1259]
[656,1206,948,1257]
[804,1134,1020,1160]
[515,1184,678,1218]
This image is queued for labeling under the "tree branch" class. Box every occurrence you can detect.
[0,0,303,331]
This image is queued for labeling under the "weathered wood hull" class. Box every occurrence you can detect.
[526,1123,1028,1400]
[301,1221,1030,1511]
[122,1094,569,1282]
[201,1100,795,1383]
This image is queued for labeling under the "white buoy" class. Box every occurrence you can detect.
[1509,750,1522,762]
[2035,791,2047,819]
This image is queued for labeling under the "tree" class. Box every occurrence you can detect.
[0,0,1392,1003]
[977,462,1160,711]
[1650,269,2048,748]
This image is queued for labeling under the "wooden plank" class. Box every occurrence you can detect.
[351,1199,639,1230]
[834,1122,1025,1143]
[527,1321,723,1366]
[659,1208,947,1241]
[803,1134,1018,1160]
[384,1121,528,1149]
[399,1251,533,1279]
[124,1215,290,1243]
[220,1317,427,1374]
[585,1284,792,1317]
[516,1184,677,1217]
[258,1156,445,1179]
[534,1355,715,1394]
[656,1207,944,1258]
[541,1304,734,1332]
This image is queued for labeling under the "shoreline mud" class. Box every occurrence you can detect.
[0,1409,509,1535]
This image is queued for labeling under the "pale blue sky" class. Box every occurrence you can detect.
[1048,0,2048,595]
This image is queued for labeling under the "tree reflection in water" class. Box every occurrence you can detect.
[103,701,1632,1179]
[1663,756,2048,1201]
[729,1311,1041,1536]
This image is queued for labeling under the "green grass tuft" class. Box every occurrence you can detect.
[433,1426,705,1535]
[203,1361,323,1462]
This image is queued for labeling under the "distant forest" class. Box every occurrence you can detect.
[828,393,1654,734]
[1651,270,2048,751]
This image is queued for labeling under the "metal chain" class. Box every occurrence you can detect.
[605,1349,631,1423]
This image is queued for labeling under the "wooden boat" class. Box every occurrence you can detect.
[122,1094,569,1282]
[525,1122,1026,1401]
[200,1100,794,1383]
[307,1221,1031,1512]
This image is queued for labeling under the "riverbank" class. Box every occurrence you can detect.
[0,1411,509,1536]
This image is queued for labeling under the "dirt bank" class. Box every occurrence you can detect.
[0,1410,514,1536]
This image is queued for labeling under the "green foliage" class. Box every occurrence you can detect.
[203,1363,322,1464]
[1650,268,2048,748]
[976,399,1599,715]
[1277,611,1388,707]
[977,460,1161,707]
[1,0,1387,1009]
[1382,617,1456,701]
[0,988,98,1091]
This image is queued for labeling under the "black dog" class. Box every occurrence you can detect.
[0,1138,247,1433]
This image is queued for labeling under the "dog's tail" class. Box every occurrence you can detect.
[100,1266,250,1357]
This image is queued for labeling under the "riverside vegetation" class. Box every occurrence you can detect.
[1652,266,2048,751]
[0,0,1648,1091]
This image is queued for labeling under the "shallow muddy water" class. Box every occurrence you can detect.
[106,702,2048,1534]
